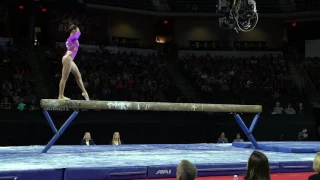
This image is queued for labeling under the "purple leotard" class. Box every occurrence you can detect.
[65,31,81,60]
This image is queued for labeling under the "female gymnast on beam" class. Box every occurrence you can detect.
[58,24,89,101]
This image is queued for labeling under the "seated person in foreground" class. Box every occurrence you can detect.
[309,152,320,180]
[0,97,12,110]
[245,151,270,180]
[176,160,197,180]
[284,103,296,114]
[273,102,284,114]
[217,132,228,143]
[298,127,308,141]
[81,132,96,145]
[110,132,122,145]
[233,133,244,142]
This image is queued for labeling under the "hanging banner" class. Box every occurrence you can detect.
[51,10,101,34]
[105,46,157,56]
[56,42,100,52]
[50,10,107,43]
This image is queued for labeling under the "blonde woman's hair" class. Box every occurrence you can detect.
[83,132,91,140]
[314,152,320,172]
[112,132,121,145]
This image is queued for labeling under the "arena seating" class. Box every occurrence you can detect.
[45,47,185,103]
[0,41,307,114]
[179,53,303,113]
[0,44,38,111]
[304,57,320,94]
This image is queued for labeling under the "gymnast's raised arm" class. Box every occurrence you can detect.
[69,27,81,41]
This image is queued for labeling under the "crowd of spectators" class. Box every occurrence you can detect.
[0,40,309,114]
[1,41,308,115]
[272,102,304,114]
[0,44,38,111]
[303,57,320,94]
[45,46,185,103]
[179,53,304,113]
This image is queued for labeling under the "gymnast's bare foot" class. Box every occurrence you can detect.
[58,96,71,100]
[82,92,90,101]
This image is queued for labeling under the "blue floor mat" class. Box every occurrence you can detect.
[0,144,315,180]
[232,141,320,153]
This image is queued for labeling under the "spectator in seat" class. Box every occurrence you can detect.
[11,91,20,105]
[17,97,26,111]
[176,160,197,180]
[28,100,38,111]
[81,132,95,145]
[233,133,244,142]
[24,90,36,104]
[298,127,308,141]
[285,103,296,114]
[0,97,11,110]
[217,132,228,143]
[273,102,284,114]
[244,151,270,180]
[110,132,122,145]
[309,152,320,180]
[280,134,285,141]
[298,103,304,114]
[1,80,12,90]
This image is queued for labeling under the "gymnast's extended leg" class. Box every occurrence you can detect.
[71,61,90,101]
[58,55,72,100]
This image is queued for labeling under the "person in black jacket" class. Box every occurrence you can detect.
[309,152,320,180]
[81,132,96,145]
[298,127,308,141]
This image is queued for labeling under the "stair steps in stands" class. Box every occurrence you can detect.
[291,63,320,106]
[288,63,303,93]
[28,50,49,99]
[166,62,198,103]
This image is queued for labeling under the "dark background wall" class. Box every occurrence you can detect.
[0,110,317,146]
[174,18,284,48]
[287,20,320,56]
[1,4,287,48]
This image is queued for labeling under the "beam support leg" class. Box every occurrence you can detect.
[233,113,260,149]
[43,110,58,133]
[41,111,79,153]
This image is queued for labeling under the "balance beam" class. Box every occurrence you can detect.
[40,99,262,153]
[40,99,262,113]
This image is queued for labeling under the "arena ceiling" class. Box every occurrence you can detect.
[5,0,320,19]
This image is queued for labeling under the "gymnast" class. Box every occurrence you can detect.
[58,24,89,101]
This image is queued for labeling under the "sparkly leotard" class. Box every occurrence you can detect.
[65,31,81,60]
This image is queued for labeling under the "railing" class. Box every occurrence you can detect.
[293,58,319,104]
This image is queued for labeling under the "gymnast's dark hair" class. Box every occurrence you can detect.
[69,24,77,33]
[244,151,270,180]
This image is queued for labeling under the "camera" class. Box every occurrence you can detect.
[217,0,258,33]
